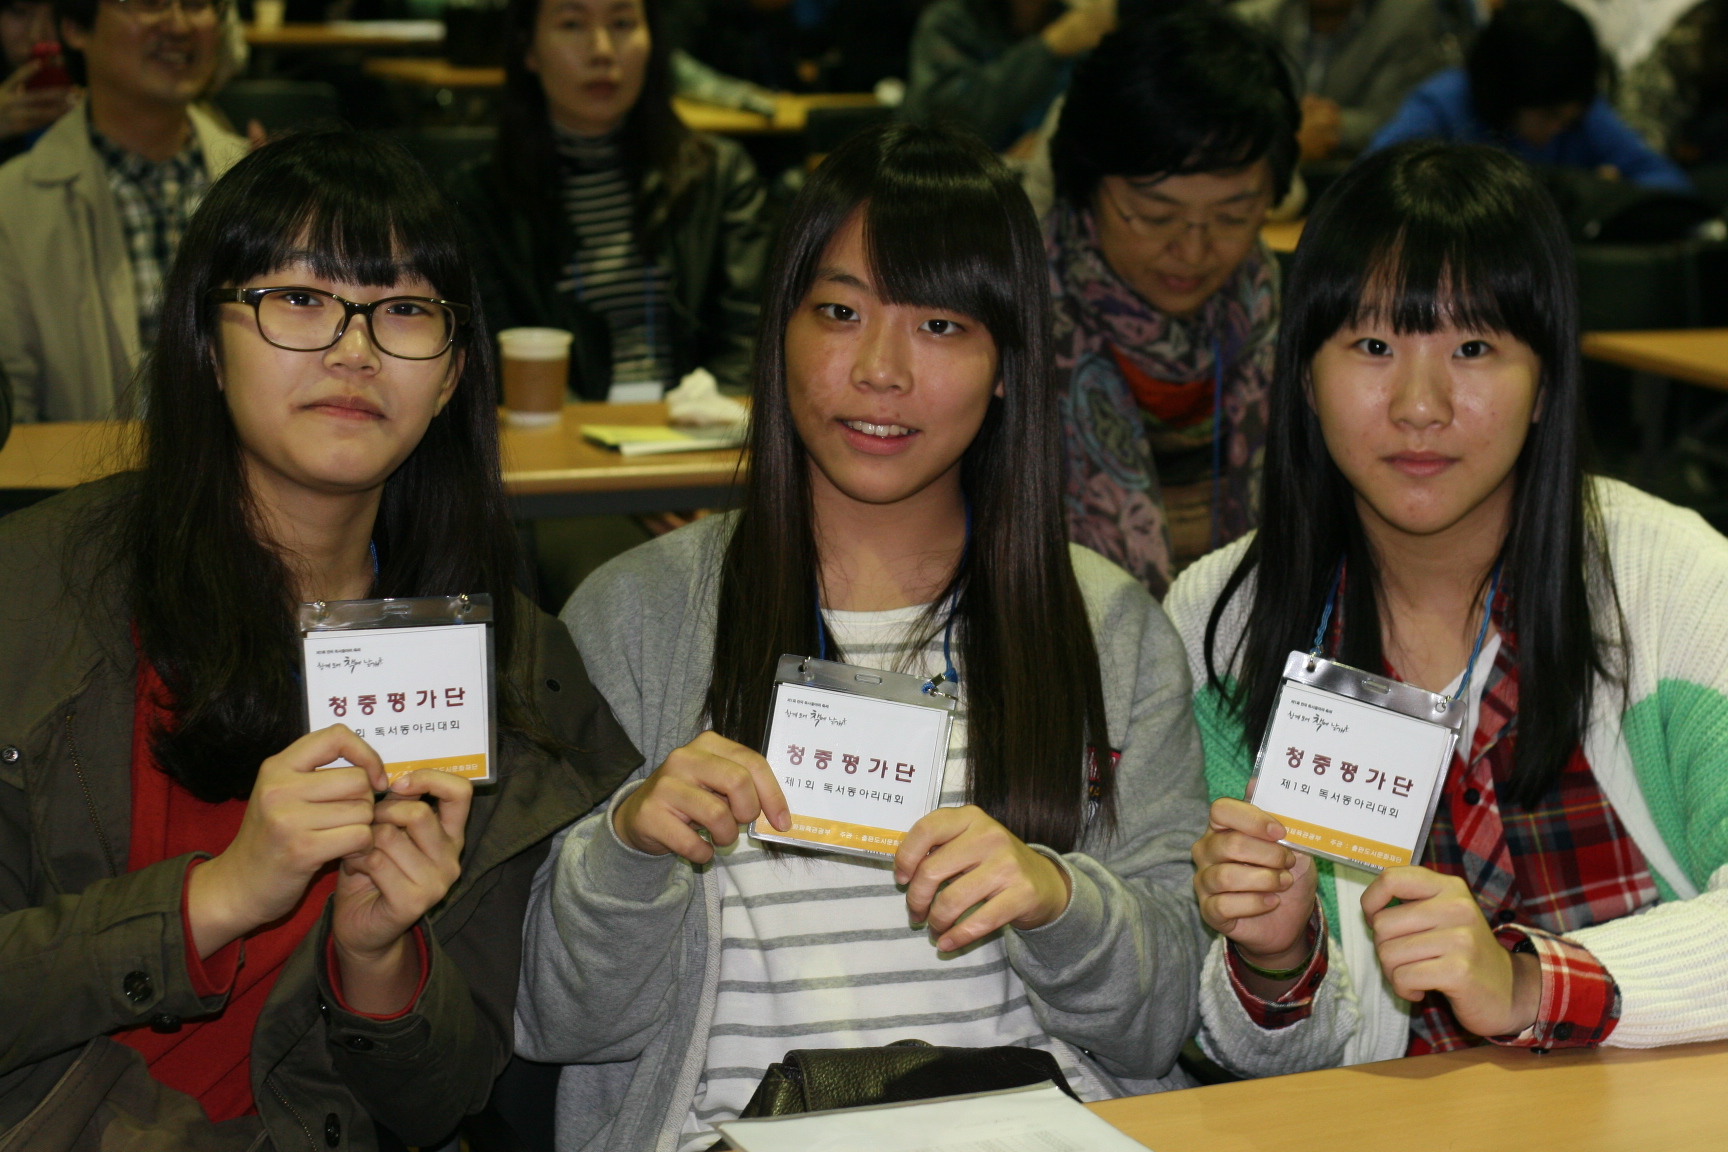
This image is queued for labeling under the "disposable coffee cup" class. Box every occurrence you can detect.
[253,0,285,31]
[498,328,572,428]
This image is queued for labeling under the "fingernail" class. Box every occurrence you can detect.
[1267,821,1284,839]
[1279,870,1293,888]
[391,776,410,791]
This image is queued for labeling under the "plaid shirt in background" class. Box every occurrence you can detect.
[91,128,211,353]
[1227,600,1658,1052]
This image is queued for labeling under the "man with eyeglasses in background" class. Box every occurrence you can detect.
[0,0,245,422]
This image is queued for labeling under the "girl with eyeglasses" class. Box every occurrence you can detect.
[516,122,1210,1152]
[0,129,637,1151]
[1046,6,1298,596]
[1175,142,1728,1076]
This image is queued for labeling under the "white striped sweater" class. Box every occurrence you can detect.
[677,603,1100,1150]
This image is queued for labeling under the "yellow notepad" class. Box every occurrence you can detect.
[580,424,745,457]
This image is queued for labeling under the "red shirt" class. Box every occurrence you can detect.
[116,656,424,1121]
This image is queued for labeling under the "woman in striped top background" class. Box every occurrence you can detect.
[449,0,769,401]
[517,122,1211,1152]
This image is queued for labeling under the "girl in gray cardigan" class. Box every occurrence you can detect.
[517,122,1210,1152]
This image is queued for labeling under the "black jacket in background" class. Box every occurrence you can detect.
[446,133,769,400]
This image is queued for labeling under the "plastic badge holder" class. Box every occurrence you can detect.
[750,654,956,861]
[1245,652,1462,873]
[298,594,497,785]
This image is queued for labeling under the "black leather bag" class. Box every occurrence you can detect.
[707,1040,1077,1150]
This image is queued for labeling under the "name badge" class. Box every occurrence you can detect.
[1247,652,1461,872]
[750,655,955,860]
[299,594,496,785]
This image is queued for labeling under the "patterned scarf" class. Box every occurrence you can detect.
[1047,201,1276,597]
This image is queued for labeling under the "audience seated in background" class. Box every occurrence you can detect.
[1232,0,1455,161]
[1181,140,1728,1074]
[1371,0,1692,190]
[447,0,769,402]
[0,0,244,423]
[665,0,924,95]
[1620,0,1728,168]
[1047,4,1298,596]
[905,0,1116,152]
[0,128,636,1152]
[0,0,75,165]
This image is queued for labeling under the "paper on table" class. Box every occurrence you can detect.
[580,423,745,457]
[715,1082,1153,1152]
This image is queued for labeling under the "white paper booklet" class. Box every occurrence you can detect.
[715,1082,1153,1152]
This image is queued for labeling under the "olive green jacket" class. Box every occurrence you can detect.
[0,479,641,1152]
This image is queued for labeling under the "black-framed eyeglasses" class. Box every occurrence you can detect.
[208,286,470,361]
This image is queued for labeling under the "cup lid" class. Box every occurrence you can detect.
[498,327,574,359]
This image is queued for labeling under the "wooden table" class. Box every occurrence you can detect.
[1582,328,1728,480]
[358,58,876,135]
[0,403,745,519]
[246,20,444,48]
[1085,1040,1728,1151]
[1582,328,1728,393]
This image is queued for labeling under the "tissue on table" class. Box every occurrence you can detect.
[666,368,748,428]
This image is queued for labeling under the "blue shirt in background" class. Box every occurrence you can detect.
[1369,68,1692,191]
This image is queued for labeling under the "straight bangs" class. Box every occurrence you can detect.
[199,139,472,306]
[1289,144,1573,378]
[776,127,1041,358]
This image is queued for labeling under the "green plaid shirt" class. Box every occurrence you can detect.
[90,127,210,352]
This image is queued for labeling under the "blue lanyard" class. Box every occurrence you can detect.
[814,504,970,693]
[1311,559,1502,703]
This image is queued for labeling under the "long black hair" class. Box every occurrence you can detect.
[708,122,1115,851]
[1049,3,1299,209]
[1204,142,1622,807]
[102,129,531,803]
[494,0,708,237]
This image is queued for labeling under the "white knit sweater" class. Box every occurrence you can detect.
[1163,478,1728,1073]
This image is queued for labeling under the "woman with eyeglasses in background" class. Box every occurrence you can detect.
[0,130,637,1152]
[1046,6,1298,596]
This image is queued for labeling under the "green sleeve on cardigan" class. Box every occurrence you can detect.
[1194,683,1341,940]
[1621,678,1728,896]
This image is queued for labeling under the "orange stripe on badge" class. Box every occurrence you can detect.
[773,813,910,854]
[384,753,489,781]
[1275,813,1413,870]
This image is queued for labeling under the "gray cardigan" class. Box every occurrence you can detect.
[517,516,1210,1152]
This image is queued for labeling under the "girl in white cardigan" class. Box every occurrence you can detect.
[1167,140,1728,1074]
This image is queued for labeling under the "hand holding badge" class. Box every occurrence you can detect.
[1242,564,1499,873]
[299,594,497,785]
[750,655,955,859]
